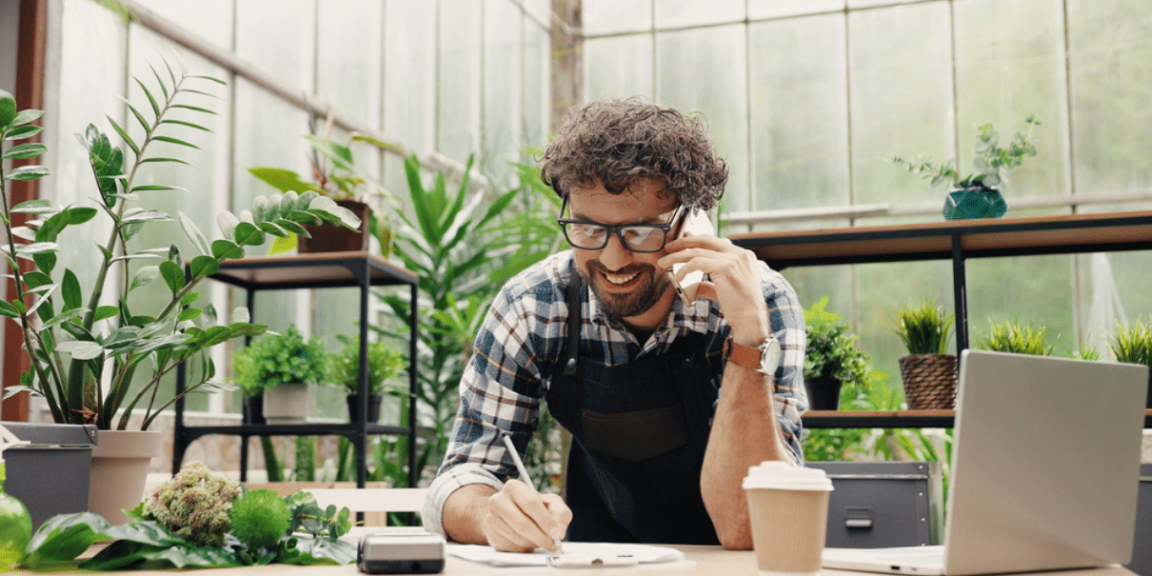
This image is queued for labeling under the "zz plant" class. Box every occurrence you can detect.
[0,64,359,430]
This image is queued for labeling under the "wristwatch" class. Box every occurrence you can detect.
[724,335,781,375]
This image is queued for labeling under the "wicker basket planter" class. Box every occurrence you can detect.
[899,354,958,410]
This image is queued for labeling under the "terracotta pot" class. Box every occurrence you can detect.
[297,198,371,253]
[89,430,164,525]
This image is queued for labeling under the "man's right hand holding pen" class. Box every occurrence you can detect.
[483,477,571,552]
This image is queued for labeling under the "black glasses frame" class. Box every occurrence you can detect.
[556,197,685,253]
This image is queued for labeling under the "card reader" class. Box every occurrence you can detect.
[357,527,446,574]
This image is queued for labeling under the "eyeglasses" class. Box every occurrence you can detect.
[557,197,684,253]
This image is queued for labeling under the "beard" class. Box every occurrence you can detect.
[580,260,672,320]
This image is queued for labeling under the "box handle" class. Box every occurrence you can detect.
[844,507,873,530]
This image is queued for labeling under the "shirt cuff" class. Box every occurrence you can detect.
[421,463,506,538]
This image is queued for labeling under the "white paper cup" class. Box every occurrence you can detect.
[743,462,833,576]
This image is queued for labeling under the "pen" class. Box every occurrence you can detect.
[500,431,564,554]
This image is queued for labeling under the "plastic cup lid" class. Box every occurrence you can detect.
[742,461,834,491]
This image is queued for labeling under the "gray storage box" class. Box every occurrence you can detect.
[1129,463,1152,576]
[809,461,943,548]
[3,422,97,530]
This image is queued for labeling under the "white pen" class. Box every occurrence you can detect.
[500,431,564,554]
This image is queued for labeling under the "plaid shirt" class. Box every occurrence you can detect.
[421,250,808,536]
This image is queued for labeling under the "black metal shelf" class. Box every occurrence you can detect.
[731,210,1152,428]
[173,251,420,488]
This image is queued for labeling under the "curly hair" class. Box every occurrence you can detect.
[540,98,728,211]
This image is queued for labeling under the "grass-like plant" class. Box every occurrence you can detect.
[1107,318,1152,368]
[974,318,1055,356]
[889,299,955,355]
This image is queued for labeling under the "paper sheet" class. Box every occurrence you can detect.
[446,542,685,568]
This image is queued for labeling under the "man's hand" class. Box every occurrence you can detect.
[484,479,571,552]
[442,481,571,552]
[659,234,771,345]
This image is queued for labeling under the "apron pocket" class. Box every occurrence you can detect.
[582,404,688,462]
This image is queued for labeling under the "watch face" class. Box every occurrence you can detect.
[762,338,782,374]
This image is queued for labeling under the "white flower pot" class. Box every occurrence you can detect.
[263,383,311,424]
[89,429,163,525]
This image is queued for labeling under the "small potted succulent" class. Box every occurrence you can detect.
[890,114,1041,220]
[230,325,329,424]
[889,299,957,410]
[1107,318,1152,409]
[327,335,404,423]
[804,297,872,410]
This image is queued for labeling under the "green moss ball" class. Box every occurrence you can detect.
[229,488,292,550]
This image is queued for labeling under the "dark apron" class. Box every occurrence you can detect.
[544,275,723,544]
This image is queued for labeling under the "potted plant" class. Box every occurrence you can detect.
[0,69,359,524]
[890,115,1041,220]
[804,297,872,410]
[1107,318,1152,409]
[247,114,398,255]
[230,351,267,425]
[327,335,404,423]
[230,325,329,424]
[973,318,1055,356]
[889,300,958,410]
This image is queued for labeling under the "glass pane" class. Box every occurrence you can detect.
[656,25,750,213]
[583,0,651,36]
[437,0,482,164]
[235,0,315,88]
[1067,0,1152,198]
[749,0,845,20]
[583,35,654,101]
[967,255,1077,357]
[384,0,436,151]
[954,0,1070,208]
[134,0,233,46]
[749,13,849,218]
[522,0,550,25]
[318,0,382,122]
[482,0,522,187]
[655,0,745,29]
[522,18,550,152]
[848,3,954,211]
[848,0,921,7]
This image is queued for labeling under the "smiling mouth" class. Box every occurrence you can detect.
[602,270,640,285]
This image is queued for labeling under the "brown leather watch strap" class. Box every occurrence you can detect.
[723,337,763,371]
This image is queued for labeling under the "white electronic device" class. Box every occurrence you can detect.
[358,527,446,574]
[670,207,715,305]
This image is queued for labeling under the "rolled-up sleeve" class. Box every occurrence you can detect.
[761,262,807,464]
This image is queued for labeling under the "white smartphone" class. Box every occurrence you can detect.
[669,208,715,305]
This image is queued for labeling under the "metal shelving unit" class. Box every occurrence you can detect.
[730,210,1152,429]
[172,251,420,487]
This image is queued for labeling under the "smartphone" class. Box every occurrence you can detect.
[669,208,715,305]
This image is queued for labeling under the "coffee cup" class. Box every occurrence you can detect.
[743,461,833,576]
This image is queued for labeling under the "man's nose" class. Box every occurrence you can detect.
[598,232,632,270]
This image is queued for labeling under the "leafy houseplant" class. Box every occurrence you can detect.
[974,318,1055,356]
[0,70,359,432]
[247,121,398,255]
[1107,318,1152,408]
[230,325,328,424]
[890,115,1041,220]
[803,297,873,410]
[328,334,404,422]
[889,300,958,410]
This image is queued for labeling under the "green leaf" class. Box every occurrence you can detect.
[0,90,15,126]
[278,537,357,566]
[94,305,119,321]
[32,251,56,274]
[232,222,265,246]
[68,341,104,360]
[0,300,19,318]
[130,265,160,291]
[135,76,161,119]
[129,184,185,194]
[61,269,82,311]
[9,108,44,128]
[21,512,116,568]
[159,260,186,294]
[3,124,41,141]
[178,308,203,322]
[179,211,212,255]
[160,118,212,132]
[189,255,220,279]
[139,156,192,166]
[211,239,245,260]
[152,135,200,150]
[106,115,140,158]
[180,291,201,306]
[2,142,47,159]
[11,199,59,214]
[246,167,318,194]
[3,165,50,181]
[65,206,97,224]
[170,104,216,115]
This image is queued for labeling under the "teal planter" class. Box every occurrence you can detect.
[942,187,1007,220]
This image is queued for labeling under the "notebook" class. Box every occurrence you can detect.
[822,349,1148,576]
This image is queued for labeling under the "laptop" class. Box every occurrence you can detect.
[822,349,1148,576]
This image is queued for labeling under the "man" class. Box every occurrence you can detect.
[421,98,807,551]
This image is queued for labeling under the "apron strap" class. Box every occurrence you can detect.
[563,272,583,376]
